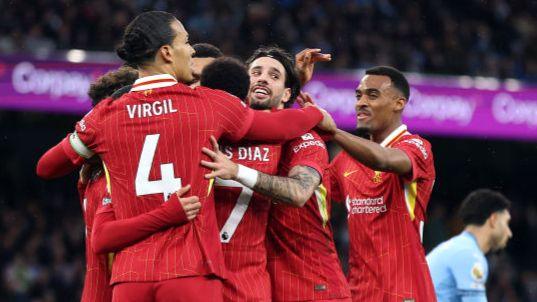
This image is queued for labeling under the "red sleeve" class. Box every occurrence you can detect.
[245,106,323,142]
[72,99,110,157]
[36,135,85,179]
[392,136,435,183]
[282,131,328,177]
[328,152,345,203]
[200,88,255,142]
[91,193,189,254]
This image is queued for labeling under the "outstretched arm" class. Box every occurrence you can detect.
[244,106,336,142]
[36,134,85,179]
[332,129,411,175]
[92,185,201,254]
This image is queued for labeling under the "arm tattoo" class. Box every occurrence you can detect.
[253,165,321,206]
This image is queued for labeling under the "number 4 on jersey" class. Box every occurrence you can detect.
[135,134,182,201]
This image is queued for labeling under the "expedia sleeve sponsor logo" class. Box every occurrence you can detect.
[401,138,428,159]
[293,140,325,153]
[345,195,387,214]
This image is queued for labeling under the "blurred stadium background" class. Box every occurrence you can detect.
[0,0,536,301]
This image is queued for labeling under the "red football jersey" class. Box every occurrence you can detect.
[71,74,254,284]
[329,125,436,302]
[267,131,351,301]
[78,172,113,302]
[214,141,282,301]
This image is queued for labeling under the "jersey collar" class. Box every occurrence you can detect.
[131,74,178,92]
[380,124,410,147]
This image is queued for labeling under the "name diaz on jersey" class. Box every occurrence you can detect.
[223,146,270,162]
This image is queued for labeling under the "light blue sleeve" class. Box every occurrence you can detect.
[449,249,488,302]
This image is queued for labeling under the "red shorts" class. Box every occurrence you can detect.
[112,275,223,302]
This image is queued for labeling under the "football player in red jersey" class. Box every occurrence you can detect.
[211,47,300,302]
[201,47,351,302]
[324,66,437,301]
[36,11,336,302]
[77,67,137,302]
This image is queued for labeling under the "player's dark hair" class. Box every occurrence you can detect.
[458,189,511,226]
[201,57,249,101]
[111,85,133,100]
[246,46,301,107]
[116,11,177,68]
[193,43,223,58]
[88,66,138,106]
[365,66,410,100]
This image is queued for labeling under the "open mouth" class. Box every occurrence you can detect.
[356,111,371,120]
[252,86,271,99]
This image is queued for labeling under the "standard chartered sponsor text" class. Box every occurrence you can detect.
[346,196,387,214]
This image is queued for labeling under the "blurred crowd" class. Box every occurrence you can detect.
[1,0,537,80]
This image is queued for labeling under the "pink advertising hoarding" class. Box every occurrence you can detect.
[0,56,536,140]
[305,74,537,141]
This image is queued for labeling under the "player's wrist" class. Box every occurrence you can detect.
[235,164,258,188]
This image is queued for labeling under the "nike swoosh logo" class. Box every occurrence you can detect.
[343,170,359,177]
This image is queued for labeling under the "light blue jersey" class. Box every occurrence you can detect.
[426,231,488,302]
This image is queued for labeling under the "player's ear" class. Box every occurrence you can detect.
[487,212,498,229]
[159,45,174,64]
[281,88,291,105]
[393,96,406,113]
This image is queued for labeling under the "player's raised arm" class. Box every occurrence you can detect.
[92,185,200,254]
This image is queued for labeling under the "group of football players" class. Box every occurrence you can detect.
[37,11,436,302]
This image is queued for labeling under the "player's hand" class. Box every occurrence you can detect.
[295,48,331,86]
[296,91,317,108]
[315,106,337,135]
[201,136,239,180]
[175,184,201,221]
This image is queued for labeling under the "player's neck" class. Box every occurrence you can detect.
[465,226,491,254]
[371,121,403,144]
[138,66,176,80]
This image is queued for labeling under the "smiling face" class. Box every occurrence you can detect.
[354,74,406,135]
[247,56,291,110]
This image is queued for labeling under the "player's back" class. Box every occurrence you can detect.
[74,75,254,283]
[267,132,351,301]
[78,172,113,302]
[215,140,282,302]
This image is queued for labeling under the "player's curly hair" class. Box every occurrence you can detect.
[116,11,177,68]
[88,66,138,106]
[201,57,249,101]
[458,189,511,226]
[246,46,301,108]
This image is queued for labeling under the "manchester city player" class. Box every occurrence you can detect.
[427,189,512,302]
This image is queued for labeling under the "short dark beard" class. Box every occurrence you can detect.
[250,102,272,110]
[353,127,371,139]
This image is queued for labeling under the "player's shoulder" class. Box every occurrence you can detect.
[394,133,433,160]
[433,233,483,260]
[397,133,432,148]
[194,86,245,104]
